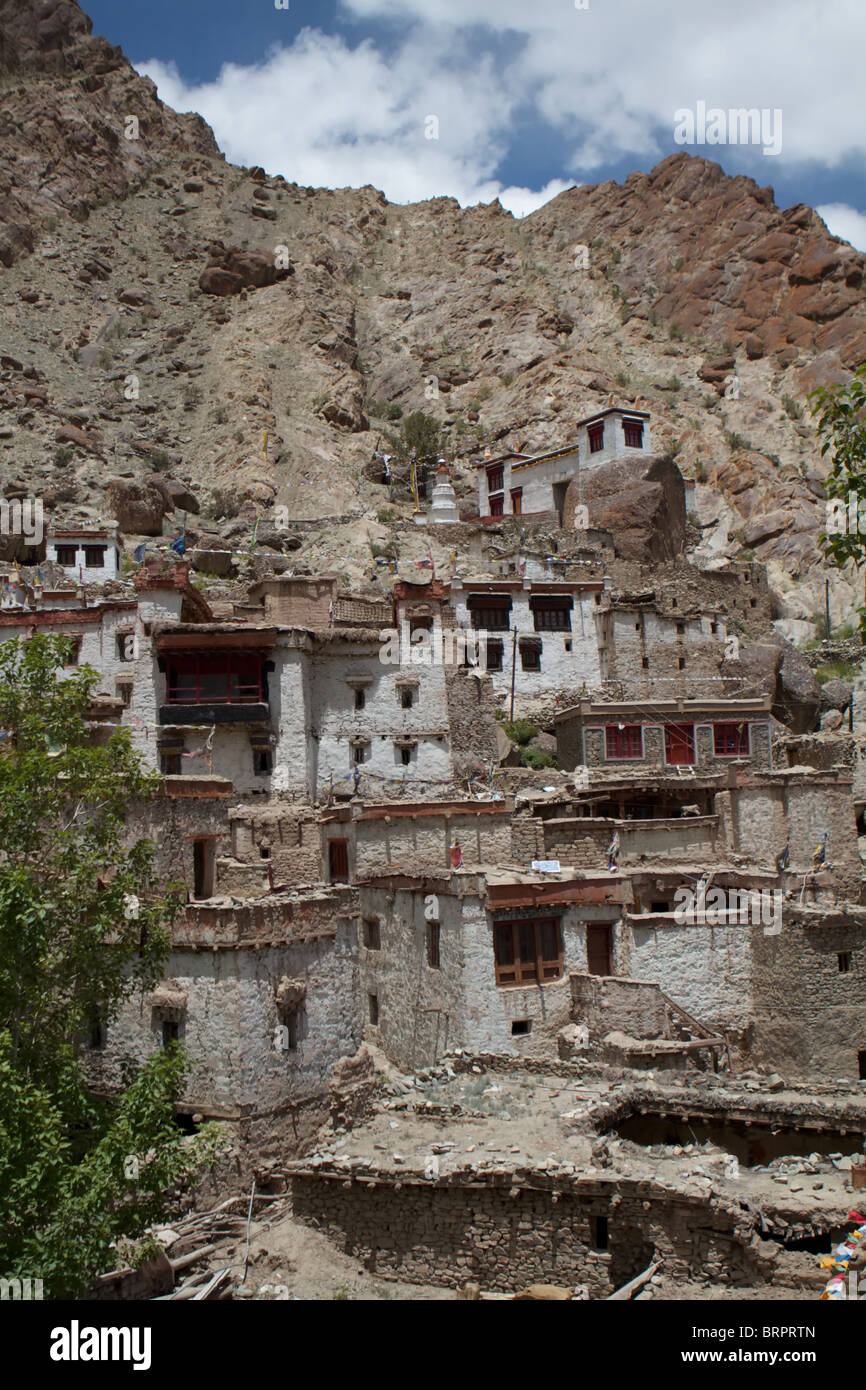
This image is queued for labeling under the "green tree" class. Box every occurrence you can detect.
[812,363,866,593]
[388,409,442,460]
[0,634,216,1297]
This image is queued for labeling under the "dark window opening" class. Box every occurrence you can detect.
[353,743,367,765]
[368,993,379,1026]
[400,746,412,766]
[678,657,686,670]
[486,639,504,672]
[650,901,671,914]
[486,465,504,493]
[859,1051,866,1080]
[493,917,563,987]
[531,596,573,632]
[642,656,649,669]
[519,637,541,672]
[329,839,349,883]
[591,1215,609,1250]
[838,952,852,974]
[88,1013,106,1051]
[354,688,365,711]
[605,724,642,759]
[55,545,78,566]
[284,1008,300,1051]
[363,918,381,950]
[116,680,133,707]
[253,748,273,776]
[160,752,182,775]
[676,622,685,634]
[193,839,216,899]
[63,638,81,667]
[588,422,604,453]
[469,599,511,630]
[623,419,644,448]
[488,494,504,516]
[564,638,573,652]
[165,652,265,705]
[259,845,270,860]
[400,688,414,709]
[750,598,757,608]
[161,1020,179,1049]
[427,921,440,969]
[511,1018,532,1036]
[83,546,107,568]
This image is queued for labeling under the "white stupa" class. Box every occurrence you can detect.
[427,460,460,525]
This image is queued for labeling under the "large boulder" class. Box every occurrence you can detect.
[570,454,686,563]
[772,638,822,733]
[198,245,294,296]
[105,479,167,536]
[820,677,854,713]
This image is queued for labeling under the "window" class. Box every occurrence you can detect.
[511,1019,531,1036]
[678,657,686,670]
[519,637,541,672]
[486,465,504,492]
[354,688,365,711]
[714,723,749,757]
[161,1020,179,1049]
[486,639,504,672]
[588,422,604,453]
[860,1051,866,1081]
[55,545,77,566]
[623,419,644,448]
[489,494,504,516]
[83,546,106,568]
[605,724,643,759]
[400,688,414,709]
[253,748,273,776]
[329,839,349,883]
[838,952,852,974]
[283,1008,300,1051]
[510,488,523,515]
[531,596,573,632]
[116,679,132,707]
[259,845,270,859]
[664,723,695,766]
[493,917,563,987]
[88,1010,106,1051]
[564,638,573,652]
[62,637,81,667]
[368,993,379,1025]
[160,752,182,775]
[353,742,367,765]
[427,921,440,969]
[591,1215,609,1250]
[192,839,216,899]
[362,918,381,950]
[676,622,685,634]
[165,652,265,704]
[641,656,649,669]
[468,596,511,630]
[400,746,412,766]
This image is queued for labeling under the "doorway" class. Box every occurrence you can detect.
[587,923,613,976]
[193,839,216,899]
[552,481,569,527]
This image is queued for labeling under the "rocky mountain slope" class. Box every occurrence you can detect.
[1,0,865,633]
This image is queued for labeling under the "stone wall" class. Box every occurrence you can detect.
[290,1170,760,1294]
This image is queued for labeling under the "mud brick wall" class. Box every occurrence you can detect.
[510,816,544,864]
[444,666,499,774]
[354,810,512,877]
[229,805,322,886]
[290,1173,761,1293]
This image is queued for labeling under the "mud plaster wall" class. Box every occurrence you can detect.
[88,925,361,1142]
[352,812,511,877]
[290,1176,760,1293]
[731,780,859,890]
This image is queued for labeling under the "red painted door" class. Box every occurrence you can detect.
[664,723,695,765]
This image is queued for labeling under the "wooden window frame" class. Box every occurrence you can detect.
[493,916,563,987]
[328,838,349,883]
[488,494,504,516]
[485,638,504,672]
[588,422,604,453]
[510,487,523,515]
[623,419,644,448]
[713,722,749,757]
[426,920,441,969]
[605,724,643,759]
[165,652,265,705]
[55,545,78,566]
[486,465,504,493]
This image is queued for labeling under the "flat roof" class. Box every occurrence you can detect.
[555,695,773,723]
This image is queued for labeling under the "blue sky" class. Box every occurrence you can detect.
[85,0,866,246]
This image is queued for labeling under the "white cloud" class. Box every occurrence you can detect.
[137,0,866,208]
[817,203,866,252]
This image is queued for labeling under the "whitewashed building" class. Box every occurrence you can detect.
[476,407,653,522]
[46,525,122,583]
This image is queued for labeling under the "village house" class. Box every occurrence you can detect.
[46,524,122,584]
[476,407,653,522]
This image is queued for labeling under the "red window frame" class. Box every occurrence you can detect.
[623,419,644,448]
[486,465,504,492]
[489,494,504,516]
[605,724,643,759]
[588,422,604,453]
[714,722,749,757]
[165,652,265,704]
[664,722,695,766]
